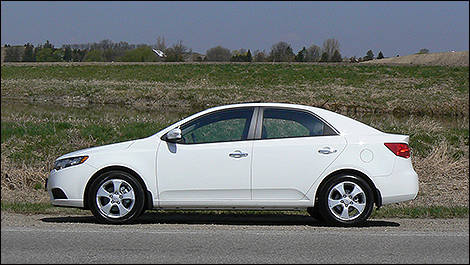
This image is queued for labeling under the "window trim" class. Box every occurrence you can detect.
[162,107,258,145]
[254,107,340,140]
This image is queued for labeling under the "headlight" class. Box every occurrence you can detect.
[53,156,89,171]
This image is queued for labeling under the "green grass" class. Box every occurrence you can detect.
[370,205,469,219]
[1,202,87,215]
[2,63,468,116]
[2,64,467,91]
[2,201,468,219]
[2,101,467,164]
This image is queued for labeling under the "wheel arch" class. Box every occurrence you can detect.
[83,165,153,210]
[315,168,382,208]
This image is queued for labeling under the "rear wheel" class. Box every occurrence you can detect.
[317,174,374,226]
[88,170,145,224]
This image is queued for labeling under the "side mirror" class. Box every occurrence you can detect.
[164,128,182,143]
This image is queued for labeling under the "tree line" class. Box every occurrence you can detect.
[2,37,393,63]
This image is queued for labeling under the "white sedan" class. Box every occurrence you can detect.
[46,103,418,226]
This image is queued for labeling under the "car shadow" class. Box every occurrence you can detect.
[41,211,400,227]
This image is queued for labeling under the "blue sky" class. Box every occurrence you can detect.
[1,1,468,57]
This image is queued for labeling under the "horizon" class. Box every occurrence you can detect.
[1,1,469,58]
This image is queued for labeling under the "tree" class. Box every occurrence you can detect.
[230,48,252,62]
[102,48,118,62]
[118,46,157,62]
[246,49,252,62]
[417,48,429,54]
[71,49,86,62]
[319,51,329,62]
[36,48,57,62]
[53,49,64,61]
[253,49,267,62]
[269,41,295,62]
[154,36,167,62]
[43,40,54,49]
[4,46,23,62]
[295,47,307,62]
[22,43,35,62]
[230,48,245,62]
[331,50,342,62]
[83,49,104,62]
[164,40,187,62]
[364,50,374,61]
[155,36,166,51]
[206,45,231,61]
[63,46,72,62]
[322,38,340,61]
[305,45,321,62]
[377,51,384,59]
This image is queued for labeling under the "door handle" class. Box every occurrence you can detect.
[229,150,248,158]
[318,147,337,155]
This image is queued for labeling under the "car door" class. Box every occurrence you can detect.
[156,107,256,205]
[251,107,347,200]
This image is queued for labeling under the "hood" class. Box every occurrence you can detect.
[56,140,136,160]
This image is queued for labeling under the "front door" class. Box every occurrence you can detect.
[156,107,256,204]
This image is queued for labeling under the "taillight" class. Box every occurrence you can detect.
[384,143,410,158]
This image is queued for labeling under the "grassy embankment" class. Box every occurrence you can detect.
[1,63,468,218]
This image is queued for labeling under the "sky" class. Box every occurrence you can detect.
[1,1,469,58]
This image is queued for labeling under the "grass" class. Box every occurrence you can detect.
[1,63,468,116]
[1,201,86,215]
[1,201,468,219]
[1,101,467,165]
[370,205,469,219]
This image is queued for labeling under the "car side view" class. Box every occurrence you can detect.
[46,103,419,226]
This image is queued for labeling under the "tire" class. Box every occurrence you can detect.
[88,170,145,224]
[317,174,374,227]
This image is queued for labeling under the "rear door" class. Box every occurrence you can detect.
[251,107,346,200]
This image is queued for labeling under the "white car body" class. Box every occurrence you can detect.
[47,103,419,224]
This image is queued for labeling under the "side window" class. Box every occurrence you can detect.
[180,108,254,144]
[261,108,336,139]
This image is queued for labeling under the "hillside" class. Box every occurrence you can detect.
[361,51,469,66]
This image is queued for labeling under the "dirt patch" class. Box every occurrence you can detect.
[361,51,469,66]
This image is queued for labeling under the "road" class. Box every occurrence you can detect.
[2,212,469,263]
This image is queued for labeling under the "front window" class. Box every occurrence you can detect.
[261,108,337,139]
[180,108,254,144]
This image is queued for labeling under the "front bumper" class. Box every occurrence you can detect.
[47,163,97,208]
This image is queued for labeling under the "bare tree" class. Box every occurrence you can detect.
[253,49,267,62]
[164,40,188,62]
[322,38,340,61]
[154,36,167,61]
[269,41,295,62]
[206,45,231,61]
[305,45,321,62]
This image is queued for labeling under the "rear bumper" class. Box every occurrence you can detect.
[374,157,419,205]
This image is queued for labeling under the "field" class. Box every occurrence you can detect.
[362,51,469,67]
[1,62,468,217]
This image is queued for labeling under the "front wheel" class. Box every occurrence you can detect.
[88,170,145,224]
[317,174,374,226]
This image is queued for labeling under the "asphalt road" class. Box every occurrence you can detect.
[2,212,469,264]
